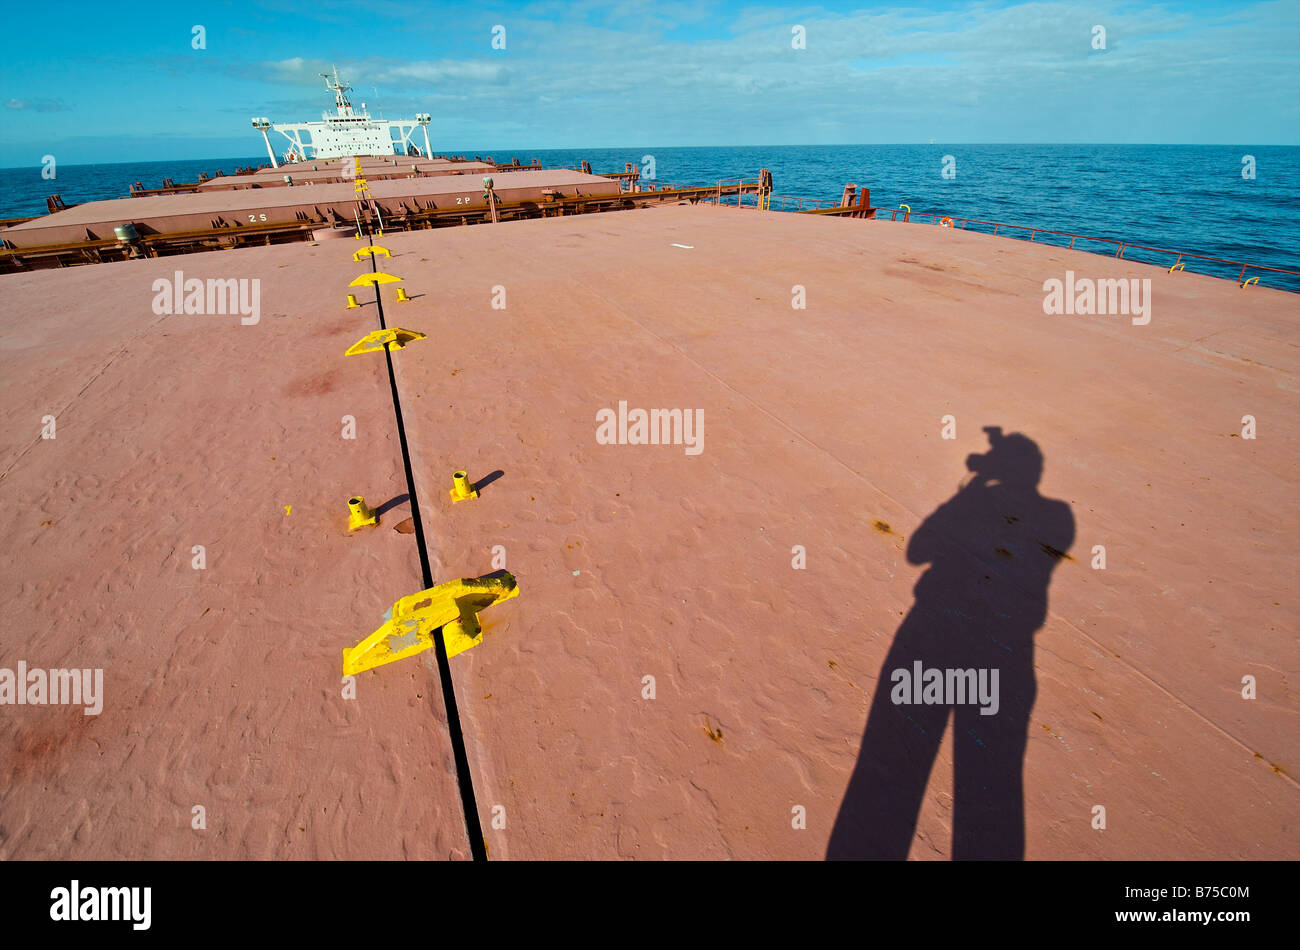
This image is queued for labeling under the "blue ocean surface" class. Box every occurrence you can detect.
[3,145,1298,291]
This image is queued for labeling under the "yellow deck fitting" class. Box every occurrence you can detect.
[449,470,478,502]
[345,294,361,309]
[342,573,520,674]
[395,287,411,302]
[347,496,379,531]
[344,327,426,356]
[352,245,392,261]
[348,272,403,287]
[1169,262,1185,273]
[1241,276,1260,288]
[354,232,362,240]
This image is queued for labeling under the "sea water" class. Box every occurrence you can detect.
[3,144,1297,290]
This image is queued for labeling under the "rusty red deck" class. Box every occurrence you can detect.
[0,204,1295,859]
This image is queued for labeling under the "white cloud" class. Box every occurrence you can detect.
[6,97,72,112]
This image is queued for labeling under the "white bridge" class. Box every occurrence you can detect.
[250,67,431,167]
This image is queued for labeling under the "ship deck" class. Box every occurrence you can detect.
[1,168,619,247]
[196,156,499,190]
[0,204,1295,859]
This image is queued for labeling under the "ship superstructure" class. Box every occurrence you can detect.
[251,66,432,166]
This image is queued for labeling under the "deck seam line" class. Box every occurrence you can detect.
[0,312,167,483]
[365,233,488,859]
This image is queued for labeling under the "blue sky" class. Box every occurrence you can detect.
[2,0,1297,164]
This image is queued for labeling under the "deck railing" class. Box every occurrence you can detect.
[878,208,1300,289]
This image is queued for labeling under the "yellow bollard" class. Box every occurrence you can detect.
[348,496,379,530]
[449,471,478,502]
[345,294,361,309]
[395,287,411,302]
[354,232,362,240]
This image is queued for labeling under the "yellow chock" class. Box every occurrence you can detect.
[344,327,426,356]
[347,496,379,531]
[345,294,361,309]
[449,471,478,502]
[349,272,403,287]
[342,572,520,675]
[352,245,391,261]
[395,287,411,302]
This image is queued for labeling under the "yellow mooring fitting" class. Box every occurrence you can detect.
[345,294,361,309]
[354,232,362,240]
[347,496,379,531]
[1169,262,1185,273]
[344,327,426,356]
[449,470,478,502]
[348,272,403,287]
[395,287,411,302]
[1241,276,1260,288]
[342,572,520,675]
[352,245,392,261]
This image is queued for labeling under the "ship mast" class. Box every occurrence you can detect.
[321,66,355,118]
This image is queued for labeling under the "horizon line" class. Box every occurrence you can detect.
[3,141,1297,171]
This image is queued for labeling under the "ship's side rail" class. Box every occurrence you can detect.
[869,208,1300,289]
